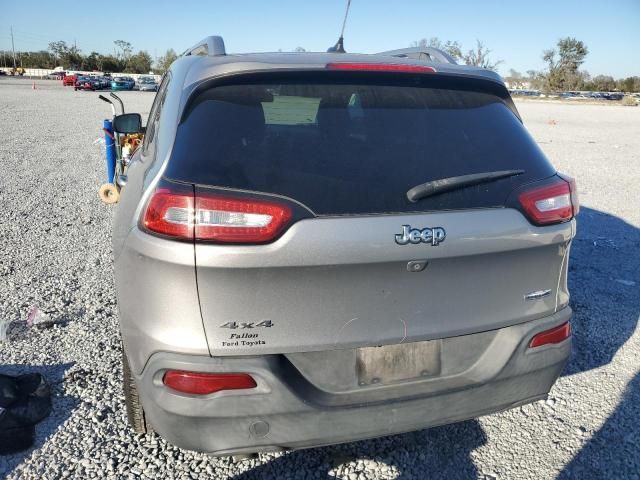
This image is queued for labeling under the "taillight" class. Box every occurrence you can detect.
[194,194,292,243]
[529,322,571,348]
[326,62,437,73]
[561,174,580,217]
[163,370,257,395]
[142,185,293,243]
[143,187,194,238]
[518,177,578,225]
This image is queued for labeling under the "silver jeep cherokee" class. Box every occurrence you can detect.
[113,36,578,455]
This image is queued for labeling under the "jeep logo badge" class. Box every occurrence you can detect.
[395,225,446,246]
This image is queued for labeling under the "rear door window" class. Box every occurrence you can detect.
[166,75,554,215]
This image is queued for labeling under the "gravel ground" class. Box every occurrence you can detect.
[0,78,638,480]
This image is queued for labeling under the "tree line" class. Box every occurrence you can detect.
[3,36,638,92]
[504,37,639,93]
[0,40,179,75]
[413,36,639,93]
[411,37,503,70]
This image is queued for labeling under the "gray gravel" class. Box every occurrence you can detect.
[1,78,638,480]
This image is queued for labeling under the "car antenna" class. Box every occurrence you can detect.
[327,0,352,53]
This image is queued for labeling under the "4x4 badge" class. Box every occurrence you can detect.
[219,320,274,329]
[395,225,446,246]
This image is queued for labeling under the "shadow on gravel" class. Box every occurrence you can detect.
[562,206,640,378]
[558,372,639,479]
[559,206,640,478]
[0,363,77,476]
[232,419,485,479]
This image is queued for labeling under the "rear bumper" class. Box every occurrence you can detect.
[133,308,571,455]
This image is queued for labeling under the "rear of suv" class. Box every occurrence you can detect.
[113,36,577,455]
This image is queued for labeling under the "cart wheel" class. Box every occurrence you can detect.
[99,183,120,204]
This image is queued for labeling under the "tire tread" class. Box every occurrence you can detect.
[122,348,153,434]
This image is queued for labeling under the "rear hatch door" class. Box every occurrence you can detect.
[165,71,572,356]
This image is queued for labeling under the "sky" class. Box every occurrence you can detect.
[1,0,639,78]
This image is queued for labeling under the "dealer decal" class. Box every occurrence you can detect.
[219,320,273,347]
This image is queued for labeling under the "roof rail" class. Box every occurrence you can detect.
[183,36,226,57]
[376,47,457,65]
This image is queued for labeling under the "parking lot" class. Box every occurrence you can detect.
[0,77,638,479]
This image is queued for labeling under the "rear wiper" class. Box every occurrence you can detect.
[406,170,525,203]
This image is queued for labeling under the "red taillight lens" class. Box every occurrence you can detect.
[142,186,293,243]
[195,194,292,243]
[163,371,257,395]
[518,177,578,225]
[143,188,195,239]
[326,62,437,73]
[529,322,571,348]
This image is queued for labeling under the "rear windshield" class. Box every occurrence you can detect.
[166,76,555,215]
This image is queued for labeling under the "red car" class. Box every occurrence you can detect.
[63,73,77,86]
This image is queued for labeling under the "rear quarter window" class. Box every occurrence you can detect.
[142,73,171,155]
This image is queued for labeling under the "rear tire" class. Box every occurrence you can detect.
[232,454,259,463]
[122,347,153,434]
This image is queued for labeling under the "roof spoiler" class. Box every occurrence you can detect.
[376,47,457,65]
[182,36,226,57]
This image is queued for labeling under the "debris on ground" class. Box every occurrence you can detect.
[25,306,56,329]
[0,373,52,454]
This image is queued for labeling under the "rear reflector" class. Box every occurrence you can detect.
[518,177,578,225]
[529,322,571,348]
[326,62,437,73]
[142,186,293,243]
[163,371,257,395]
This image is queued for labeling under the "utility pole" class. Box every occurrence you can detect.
[10,25,17,70]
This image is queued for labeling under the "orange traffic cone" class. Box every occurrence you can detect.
[32,80,36,90]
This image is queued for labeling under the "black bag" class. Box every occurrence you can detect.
[0,373,52,454]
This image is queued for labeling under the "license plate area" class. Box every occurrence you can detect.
[356,340,441,386]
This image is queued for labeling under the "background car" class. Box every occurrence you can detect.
[63,73,77,86]
[111,76,135,90]
[97,76,111,90]
[135,76,158,92]
[74,76,99,91]
[93,77,107,90]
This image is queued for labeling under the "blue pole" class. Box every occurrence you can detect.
[104,119,116,183]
